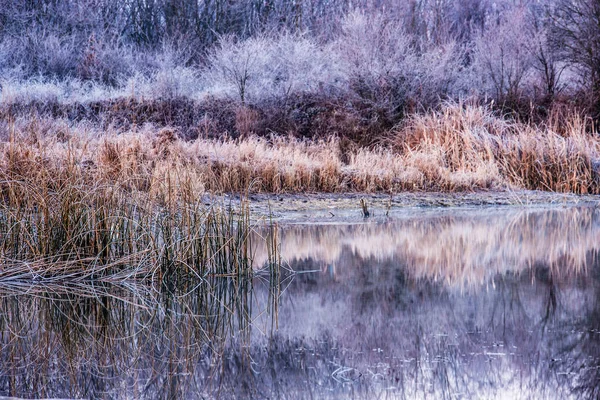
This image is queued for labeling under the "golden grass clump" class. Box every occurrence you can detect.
[0,126,268,282]
[395,103,600,193]
[2,103,600,280]
[5,103,600,198]
[191,137,343,192]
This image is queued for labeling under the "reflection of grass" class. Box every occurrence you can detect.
[0,276,271,398]
[253,207,600,288]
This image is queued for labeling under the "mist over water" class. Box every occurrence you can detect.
[2,205,600,399]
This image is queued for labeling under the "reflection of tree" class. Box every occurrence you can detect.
[549,263,600,400]
[1,223,599,398]
[259,249,591,399]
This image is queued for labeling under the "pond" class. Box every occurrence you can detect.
[1,204,600,399]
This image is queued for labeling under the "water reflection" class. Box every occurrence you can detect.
[0,277,265,399]
[253,205,600,288]
[2,205,600,399]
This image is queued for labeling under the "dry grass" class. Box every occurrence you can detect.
[0,124,270,281]
[0,102,599,281]
[2,103,600,196]
[395,103,600,193]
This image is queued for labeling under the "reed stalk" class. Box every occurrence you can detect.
[0,135,274,282]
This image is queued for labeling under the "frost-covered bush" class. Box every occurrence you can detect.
[152,67,202,99]
[0,80,64,104]
[203,34,344,104]
[0,70,204,105]
[131,46,204,99]
[336,12,417,86]
[269,34,345,98]
[22,32,80,79]
[419,41,469,103]
[0,78,119,104]
[471,8,536,101]
[77,35,137,86]
[0,30,136,86]
[123,67,202,100]
[335,11,465,116]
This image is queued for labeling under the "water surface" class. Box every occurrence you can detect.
[2,205,600,399]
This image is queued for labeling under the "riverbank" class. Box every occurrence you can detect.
[244,191,600,223]
[2,103,600,200]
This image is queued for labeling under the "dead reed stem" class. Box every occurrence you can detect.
[0,131,269,281]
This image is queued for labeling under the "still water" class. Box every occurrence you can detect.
[2,205,600,399]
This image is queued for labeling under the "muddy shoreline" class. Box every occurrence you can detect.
[237,190,600,223]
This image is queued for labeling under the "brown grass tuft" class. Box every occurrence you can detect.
[153,127,178,159]
[394,103,600,193]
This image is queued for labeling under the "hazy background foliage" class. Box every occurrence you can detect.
[1,0,598,138]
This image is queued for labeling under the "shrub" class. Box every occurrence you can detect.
[335,11,418,110]
[203,34,343,104]
[77,34,136,86]
[331,11,466,138]
[550,0,600,122]
[471,8,536,103]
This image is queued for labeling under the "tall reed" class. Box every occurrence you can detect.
[395,103,600,193]
[8,105,596,194]
[0,128,271,282]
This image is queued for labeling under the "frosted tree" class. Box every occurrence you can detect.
[472,7,536,102]
[550,0,600,118]
[204,34,342,104]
